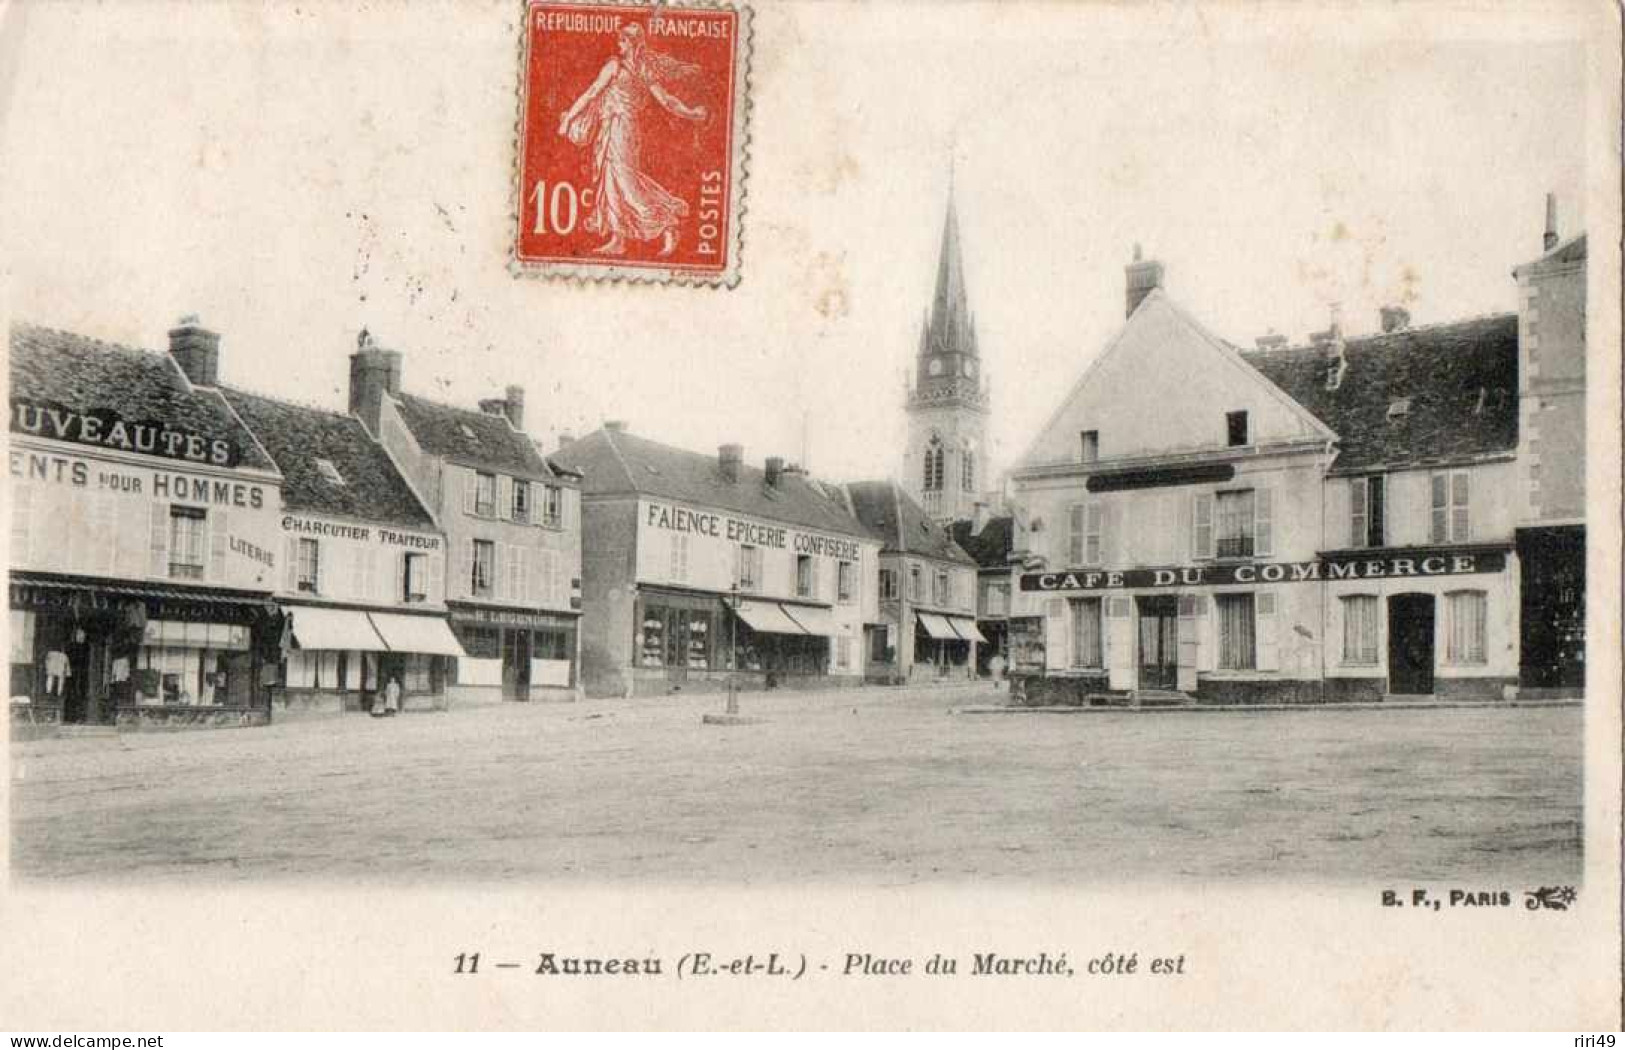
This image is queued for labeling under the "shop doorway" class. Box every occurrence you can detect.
[1387,593,1436,695]
[1136,596,1179,691]
[502,628,532,701]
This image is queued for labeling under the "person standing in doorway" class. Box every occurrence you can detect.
[383,675,402,718]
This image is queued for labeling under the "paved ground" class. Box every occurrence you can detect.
[8,684,1582,884]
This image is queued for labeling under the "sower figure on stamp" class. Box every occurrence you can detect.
[558,23,708,257]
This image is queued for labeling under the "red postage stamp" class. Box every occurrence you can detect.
[513,0,752,286]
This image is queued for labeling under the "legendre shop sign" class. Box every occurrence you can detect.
[1021,550,1508,592]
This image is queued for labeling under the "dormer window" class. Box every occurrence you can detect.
[459,423,477,439]
[1226,411,1249,447]
[315,458,346,486]
[1387,398,1412,421]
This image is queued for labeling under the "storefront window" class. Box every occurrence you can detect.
[10,609,37,697]
[1445,590,1487,665]
[1069,597,1103,668]
[168,506,207,579]
[1341,595,1379,664]
[1216,593,1256,670]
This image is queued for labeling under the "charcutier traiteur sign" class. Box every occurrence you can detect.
[1020,549,1508,592]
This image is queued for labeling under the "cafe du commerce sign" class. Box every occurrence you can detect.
[1021,549,1509,592]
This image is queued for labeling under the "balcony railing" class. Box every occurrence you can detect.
[1215,536,1255,559]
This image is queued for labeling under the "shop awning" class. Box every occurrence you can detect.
[733,599,810,636]
[916,612,959,641]
[290,606,385,651]
[367,612,467,656]
[949,616,988,644]
[782,604,834,636]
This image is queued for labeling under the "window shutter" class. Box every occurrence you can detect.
[1085,504,1104,565]
[10,481,32,566]
[1106,596,1133,690]
[1451,472,1470,541]
[1043,598,1067,671]
[1177,595,1199,691]
[1254,489,1274,557]
[461,539,476,598]
[1255,592,1280,671]
[207,511,228,581]
[284,536,298,592]
[1430,474,1448,543]
[462,471,475,515]
[428,548,444,603]
[1067,504,1085,565]
[498,476,513,519]
[1350,479,1367,548]
[150,503,170,577]
[1191,493,1214,559]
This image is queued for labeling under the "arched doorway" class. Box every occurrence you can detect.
[1387,593,1436,695]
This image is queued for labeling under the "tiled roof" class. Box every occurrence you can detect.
[948,515,1016,569]
[9,323,278,473]
[845,480,976,565]
[222,387,434,528]
[1241,313,1519,473]
[553,428,873,538]
[392,392,554,479]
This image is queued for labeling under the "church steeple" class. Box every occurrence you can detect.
[922,175,978,362]
[905,163,990,523]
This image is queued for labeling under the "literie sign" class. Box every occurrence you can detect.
[1020,550,1509,592]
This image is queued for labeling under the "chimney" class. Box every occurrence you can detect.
[764,456,784,487]
[504,384,526,431]
[603,419,627,433]
[1543,192,1559,251]
[1124,243,1165,318]
[1255,331,1288,351]
[972,499,989,536]
[718,443,743,483]
[168,315,220,387]
[348,329,403,436]
[1380,305,1411,333]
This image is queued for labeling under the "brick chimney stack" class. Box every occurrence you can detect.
[1380,305,1412,333]
[1544,192,1559,252]
[168,314,221,387]
[1124,243,1165,318]
[765,456,784,487]
[504,384,526,432]
[348,328,403,436]
[719,443,743,483]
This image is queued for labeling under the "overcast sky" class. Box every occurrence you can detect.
[2,1,1596,487]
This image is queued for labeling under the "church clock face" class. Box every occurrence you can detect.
[928,357,944,377]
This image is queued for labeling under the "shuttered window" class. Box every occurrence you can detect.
[1216,593,1256,670]
[1431,471,1471,543]
[168,507,207,580]
[1191,493,1214,559]
[1445,590,1488,664]
[1340,595,1379,664]
[1069,597,1103,668]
